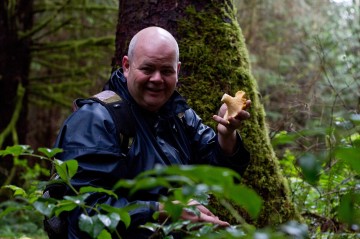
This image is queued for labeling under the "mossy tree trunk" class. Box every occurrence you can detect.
[115,0,301,227]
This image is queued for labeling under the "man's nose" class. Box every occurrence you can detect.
[150,71,163,82]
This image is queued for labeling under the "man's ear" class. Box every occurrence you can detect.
[122,56,130,78]
[177,62,181,73]
[176,62,181,82]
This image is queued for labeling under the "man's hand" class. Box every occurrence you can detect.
[212,100,251,154]
[181,199,230,227]
[159,199,230,227]
[213,100,251,135]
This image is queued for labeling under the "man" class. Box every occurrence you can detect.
[49,26,251,238]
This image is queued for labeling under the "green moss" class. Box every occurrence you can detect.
[177,1,301,227]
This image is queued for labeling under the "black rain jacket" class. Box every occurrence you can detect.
[52,69,250,238]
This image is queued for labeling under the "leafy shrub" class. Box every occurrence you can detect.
[1,145,311,239]
[275,113,360,236]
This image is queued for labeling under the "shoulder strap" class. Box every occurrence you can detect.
[89,90,136,153]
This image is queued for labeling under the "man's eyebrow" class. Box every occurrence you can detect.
[138,62,154,68]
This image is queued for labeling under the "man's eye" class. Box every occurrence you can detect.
[162,69,174,76]
[141,67,153,74]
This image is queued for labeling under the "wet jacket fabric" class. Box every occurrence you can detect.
[53,69,250,238]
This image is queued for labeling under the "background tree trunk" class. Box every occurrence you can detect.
[0,0,33,147]
[115,0,301,226]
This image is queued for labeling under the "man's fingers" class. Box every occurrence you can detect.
[233,110,250,121]
[212,115,230,125]
[182,201,229,227]
[199,213,230,227]
[197,205,215,217]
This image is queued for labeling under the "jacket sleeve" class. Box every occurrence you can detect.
[53,102,158,238]
[183,108,250,176]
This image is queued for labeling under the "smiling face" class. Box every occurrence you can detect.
[122,27,181,112]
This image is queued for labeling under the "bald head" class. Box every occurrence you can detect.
[127,26,179,62]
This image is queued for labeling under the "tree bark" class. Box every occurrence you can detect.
[115,0,301,227]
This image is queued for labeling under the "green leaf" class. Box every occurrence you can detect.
[271,131,299,147]
[0,145,33,157]
[79,214,96,237]
[63,193,90,204]
[97,229,112,239]
[33,200,56,217]
[107,212,121,231]
[227,185,263,219]
[336,147,360,174]
[55,159,78,181]
[38,147,63,158]
[53,201,78,217]
[2,185,27,197]
[79,214,106,238]
[99,204,131,229]
[138,165,240,189]
[79,186,118,199]
[98,214,112,227]
[298,153,321,185]
[113,179,136,190]
[127,177,171,195]
[163,202,184,221]
[52,194,90,217]
[337,192,360,225]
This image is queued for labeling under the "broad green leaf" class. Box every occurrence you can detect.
[140,222,159,233]
[53,200,78,217]
[97,229,112,239]
[99,204,131,228]
[52,194,90,217]
[38,147,63,158]
[336,147,360,174]
[137,165,240,190]
[128,177,171,195]
[107,212,121,231]
[113,179,136,190]
[163,175,195,186]
[181,184,210,198]
[164,165,240,186]
[337,192,360,225]
[298,153,321,185]
[164,220,191,233]
[98,214,112,227]
[226,185,263,219]
[79,186,118,199]
[55,159,78,181]
[63,193,90,204]
[79,214,106,238]
[197,224,215,236]
[33,200,56,217]
[2,185,27,197]
[163,202,183,221]
[0,145,33,157]
[271,131,299,147]
[79,214,96,237]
